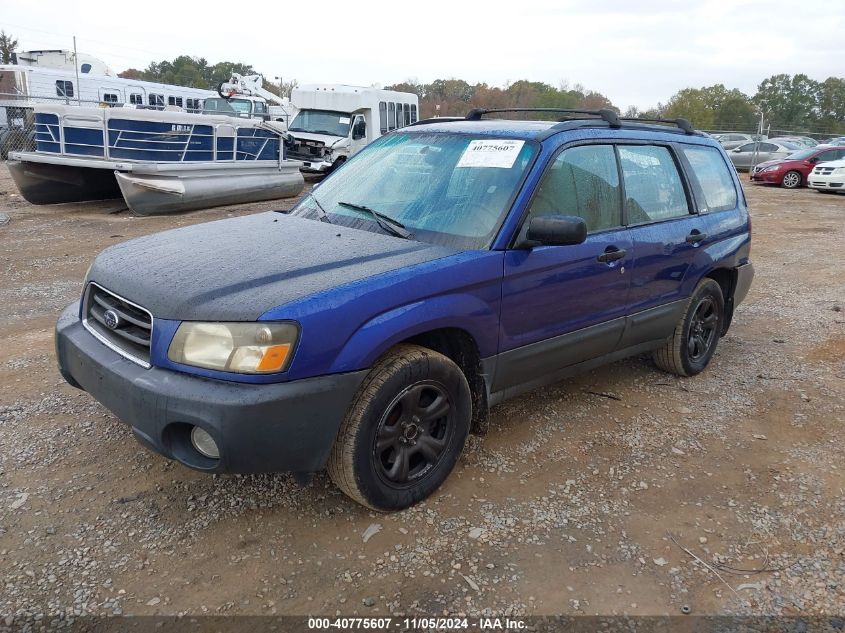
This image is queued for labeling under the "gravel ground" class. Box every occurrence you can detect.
[0,163,843,621]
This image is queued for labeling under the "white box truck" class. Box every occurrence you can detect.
[287,84,420,173]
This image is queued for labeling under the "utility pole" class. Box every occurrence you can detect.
[73,36,82,106]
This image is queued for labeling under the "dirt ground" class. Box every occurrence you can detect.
[0,162,843,621]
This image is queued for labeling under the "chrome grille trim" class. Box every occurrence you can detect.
[81,282,154,368]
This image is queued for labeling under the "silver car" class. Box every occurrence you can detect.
[728,141,801,170]
[717,133,767,150]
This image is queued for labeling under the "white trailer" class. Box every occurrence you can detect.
[0,64,215,117]
[287,84,419,172]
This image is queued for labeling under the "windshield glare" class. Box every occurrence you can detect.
[289,110,352,137]
[291,132,537,249]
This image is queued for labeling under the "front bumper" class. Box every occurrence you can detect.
[299,159,332,173]
[55,303,367,474]
[807,175,845,190]
[750,169,781,183]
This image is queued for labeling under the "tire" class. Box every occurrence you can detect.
[327,344,472,511]
[781,170,801,189]
[653,278,725,377]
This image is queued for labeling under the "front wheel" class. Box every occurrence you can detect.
[653,278,725,377]
[781,170,801,189]
[327,344,472,510]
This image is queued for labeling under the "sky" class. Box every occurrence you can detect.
[3,0,844,109]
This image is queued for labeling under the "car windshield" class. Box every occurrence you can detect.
[289,110,351,137]
[203,98,252,116]
[787,148,820,160]
[290,132,538,249]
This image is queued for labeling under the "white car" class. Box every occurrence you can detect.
[807,159,845,194]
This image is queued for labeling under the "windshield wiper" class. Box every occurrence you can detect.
[337,201,412,239]
[310,194,332,224]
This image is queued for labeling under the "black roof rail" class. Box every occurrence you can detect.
[408,116,465,127]
[619,117,696,135]
[465,107,621,127]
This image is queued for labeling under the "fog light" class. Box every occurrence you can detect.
[190,426,220,459]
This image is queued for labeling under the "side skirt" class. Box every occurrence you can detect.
[486,338,668,407]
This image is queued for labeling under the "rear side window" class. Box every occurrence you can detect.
[680,145,738,212]
[379,102,388,134]
[529,144,621,232]
[618,145,689,223]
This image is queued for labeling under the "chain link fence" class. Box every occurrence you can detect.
[4,97,842,161]
[704,128,844,142]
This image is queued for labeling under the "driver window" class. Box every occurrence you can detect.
[527,144,621,232]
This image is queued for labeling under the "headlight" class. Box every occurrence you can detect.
[835,167,845,174]
[762,165,781,172]
[168,322,299,374]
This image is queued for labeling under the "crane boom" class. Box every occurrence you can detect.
[216,73,285,106]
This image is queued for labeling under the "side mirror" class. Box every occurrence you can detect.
[352,119,366,140]
[525,215,587,247]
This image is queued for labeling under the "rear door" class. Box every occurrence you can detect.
[618,143,707,348]
[730,142,756,168]
[496,143,632,391]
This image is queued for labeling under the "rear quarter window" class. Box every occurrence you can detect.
[680,145,738,213]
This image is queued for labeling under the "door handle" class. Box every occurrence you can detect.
[597,247,626,263]
[686,230,707,244]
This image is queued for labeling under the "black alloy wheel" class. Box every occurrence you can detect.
[687,296,718,362]
[374,381,453,486]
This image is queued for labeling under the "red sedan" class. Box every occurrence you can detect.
[750,145,845,188]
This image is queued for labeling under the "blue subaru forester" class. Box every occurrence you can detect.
[56,108,753,510]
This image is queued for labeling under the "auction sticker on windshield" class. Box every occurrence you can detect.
[457,139,525,169]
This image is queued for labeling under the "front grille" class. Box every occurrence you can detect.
[82,283,153,367]
[288,141,326,161]
[814,167,835,175]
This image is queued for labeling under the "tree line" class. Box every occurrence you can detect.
[389,75,845,135]
[384,79,615,121]
[650,75,845,134]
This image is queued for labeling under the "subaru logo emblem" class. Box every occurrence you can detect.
[103,309,121,330]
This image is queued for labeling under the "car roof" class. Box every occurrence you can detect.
[406,118,557,139]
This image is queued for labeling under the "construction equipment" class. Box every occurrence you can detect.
[206,73,296,126]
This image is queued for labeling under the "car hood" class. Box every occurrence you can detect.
[755,158,795,169]
[86,213,456,321]
[815,158,845,168]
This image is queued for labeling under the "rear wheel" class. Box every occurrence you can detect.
[327,344,471,510]
[653,278,725,377]
[781,170,801,189]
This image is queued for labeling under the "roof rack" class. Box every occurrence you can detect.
[619,116,695,135]
[409,109,698,136]
[464,107,621,127]
[408,116,465,127]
